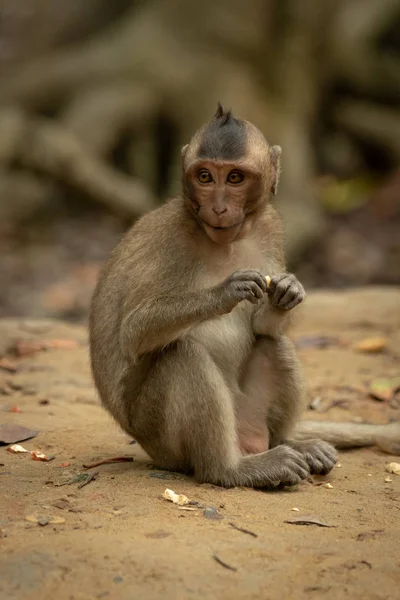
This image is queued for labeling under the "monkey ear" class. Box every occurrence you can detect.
[270,145,282,195]
[181,144,189,157]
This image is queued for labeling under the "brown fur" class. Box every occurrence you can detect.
[89,106,399,489]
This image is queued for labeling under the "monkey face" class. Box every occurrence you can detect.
[184,159,264,244]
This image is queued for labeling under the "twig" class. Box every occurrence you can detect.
[83,456,134,469]
[78,471,99,489]
[212,555,237,572]
[228,522,258,538]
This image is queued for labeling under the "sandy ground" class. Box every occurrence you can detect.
[0,287,399,600]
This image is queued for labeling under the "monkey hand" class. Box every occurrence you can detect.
[267,273,306,311]
[218,269,267,312]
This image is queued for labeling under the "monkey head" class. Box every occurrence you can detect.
[182,103,281,245]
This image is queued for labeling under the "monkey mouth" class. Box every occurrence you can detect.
[202,220,242,231]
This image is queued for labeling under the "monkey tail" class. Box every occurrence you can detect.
[294,420,400,455]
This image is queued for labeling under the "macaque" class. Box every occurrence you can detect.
[89,104,400,488]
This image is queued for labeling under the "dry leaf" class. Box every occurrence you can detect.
[290,507,300,512]
[162,488,190,506]
[10,406,22,413]
[385,462,400,475]
[7,444,29,453]
[369,377,400,402]
[0,424,39,444]
[284,515,335,527]
[31,450,52,461]
[324,483,334,489]
[384,476,392,483]
[353,337,387,353]
[59,462,71,468]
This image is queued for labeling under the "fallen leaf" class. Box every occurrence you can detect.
[324,483,334,489]
[10,406,22,413]
[162,488,190,506]
[385,462,400,475]
[369,377,400,402]
[31,450,51,461]
[55,473,90,486]
[353,337,387,353]
[284,515,335,528]
[59,462,71,468]
[384,476,392,483]
[7,443,29,453]
[0,424,39,444]
[290,507,300,512]
[0,358,18,373]
[25,514,66,525]
[77,471,98,488]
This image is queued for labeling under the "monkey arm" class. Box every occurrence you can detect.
[252,272,305,338]
[119,289,223,361]
[252,303,294,338]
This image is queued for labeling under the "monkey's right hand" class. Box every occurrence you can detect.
[217,269,267,312]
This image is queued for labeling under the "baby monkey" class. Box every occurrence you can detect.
[89,105,399,487]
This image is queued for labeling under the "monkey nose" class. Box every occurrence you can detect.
[212,205,227,215]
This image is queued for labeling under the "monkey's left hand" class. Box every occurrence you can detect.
[267,273,306,311]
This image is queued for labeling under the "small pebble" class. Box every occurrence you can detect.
[324,483,333,489]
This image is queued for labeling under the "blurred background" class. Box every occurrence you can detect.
[0,0,399,322]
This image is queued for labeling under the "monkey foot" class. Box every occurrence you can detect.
[286,439,338,475]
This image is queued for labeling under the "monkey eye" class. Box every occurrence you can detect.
[197,170,213,183]
[227,171,244,184]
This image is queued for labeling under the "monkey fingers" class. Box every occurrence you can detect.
[286,439,338,475]
[220,269,267,309]
[268,273,306,311]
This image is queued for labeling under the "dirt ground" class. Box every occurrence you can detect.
[1,287,399,600]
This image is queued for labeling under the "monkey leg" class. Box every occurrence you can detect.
[240,336,337,475]
[132,339,309,488]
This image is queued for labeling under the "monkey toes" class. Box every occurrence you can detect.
[287,439,338,475]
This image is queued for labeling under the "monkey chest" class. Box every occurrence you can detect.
[190,304,254,370]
